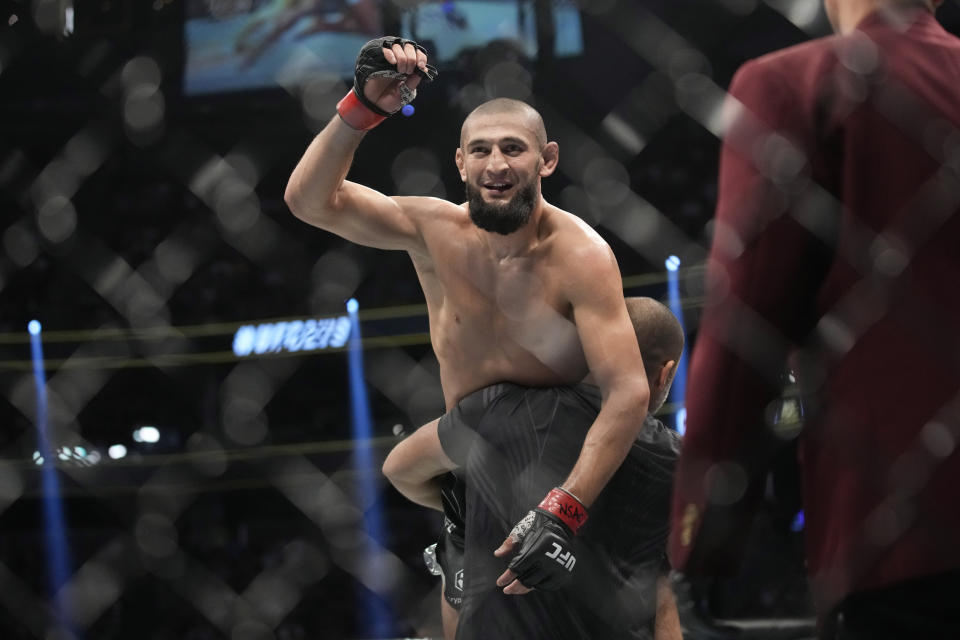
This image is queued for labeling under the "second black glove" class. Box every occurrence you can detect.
[503,487,588,591]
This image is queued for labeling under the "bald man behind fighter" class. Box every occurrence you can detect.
[286,36,651,615]
[384,297,685,640]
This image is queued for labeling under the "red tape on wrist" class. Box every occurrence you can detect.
[538,487,588,534]
[336,90,386,131]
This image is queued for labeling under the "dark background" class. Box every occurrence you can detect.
[2,1,959,638]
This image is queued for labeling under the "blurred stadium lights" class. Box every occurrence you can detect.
[675,406,687,436]
[107,444,127,459]
[766,0,822,29]
[791,509,806,532]
[29,316,75,633]
[132,425,160,444]
[664,255,689,434]
[346,297,394,635]
[62,0,74,37]
[35,446,100,467]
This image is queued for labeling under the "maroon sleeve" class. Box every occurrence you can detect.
[669,56,835,573]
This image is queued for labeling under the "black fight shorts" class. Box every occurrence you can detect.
[437,382,681,640]
[436,472,467,610]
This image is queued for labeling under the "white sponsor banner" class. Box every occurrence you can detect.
[232,316,351,357]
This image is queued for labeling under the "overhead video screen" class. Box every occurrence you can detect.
[401,0,584,63]
[185,0,383,95]
[184,0,583,95]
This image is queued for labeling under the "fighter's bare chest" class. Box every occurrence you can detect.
[435,249,562,314]
[423,251,580,350]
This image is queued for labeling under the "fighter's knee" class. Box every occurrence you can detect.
[381,447,400,481]
[381,441,413,485]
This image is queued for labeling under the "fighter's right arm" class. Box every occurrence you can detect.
[284,39,430,252]
[284,117,424,252]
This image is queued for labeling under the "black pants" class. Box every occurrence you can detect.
[824,570,960,640]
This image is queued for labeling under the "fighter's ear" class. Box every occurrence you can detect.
[455,147,466,182]
[539,141,559,177]
[657,360,677,395]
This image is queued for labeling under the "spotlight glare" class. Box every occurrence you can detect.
[665,255,681,272]
[791,510,805,532]
[346,298,359,314]
[28,320,41,335]
[108,444,128,459]
[676,407,687,435]
[135,426,160,443]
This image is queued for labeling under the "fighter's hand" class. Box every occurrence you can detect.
[365,41,429,113]
[493,487,587,595]
[337,36,438,130]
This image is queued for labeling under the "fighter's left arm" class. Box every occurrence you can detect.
[558,242,650,506]
[495,242,649,594]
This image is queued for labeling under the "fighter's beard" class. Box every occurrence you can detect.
[466,181,537,235]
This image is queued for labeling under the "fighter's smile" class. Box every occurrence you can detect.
[483,181,515,197]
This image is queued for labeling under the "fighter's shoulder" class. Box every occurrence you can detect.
[391,196,473,254]
[391,195,466,223]
[547,206,617,269]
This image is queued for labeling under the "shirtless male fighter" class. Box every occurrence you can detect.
[285,35,650,609]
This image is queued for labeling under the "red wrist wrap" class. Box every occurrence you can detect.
[336,90,387,130]
[538,487,588,534]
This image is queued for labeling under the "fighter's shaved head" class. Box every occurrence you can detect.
[625,297,684,413]
[460,98,548,149]
[626,297,684,380]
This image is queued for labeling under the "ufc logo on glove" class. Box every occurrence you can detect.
[545,542,576,571]
[500,487,588,590]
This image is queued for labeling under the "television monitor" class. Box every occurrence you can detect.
[400,0,583,63]
[183,0,583,94]
[185,0,383,94]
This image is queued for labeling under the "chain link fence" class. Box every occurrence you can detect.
[1,0,958,638]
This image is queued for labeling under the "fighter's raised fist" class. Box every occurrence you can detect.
[337,36,438,130]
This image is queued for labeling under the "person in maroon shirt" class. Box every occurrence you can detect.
[669,1,960,638]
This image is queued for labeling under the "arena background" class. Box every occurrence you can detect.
[2,1,959,638]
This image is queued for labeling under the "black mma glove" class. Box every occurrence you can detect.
[337,36,438,130]
[500,487,588,591]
